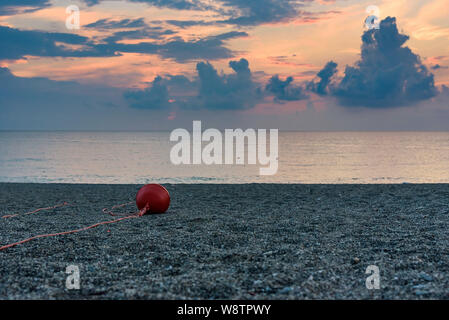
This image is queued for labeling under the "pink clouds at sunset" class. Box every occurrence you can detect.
[1,0,449,130]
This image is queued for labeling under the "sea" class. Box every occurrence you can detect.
[1,131,449,184]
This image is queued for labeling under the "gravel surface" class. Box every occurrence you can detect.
[0,183,449,299]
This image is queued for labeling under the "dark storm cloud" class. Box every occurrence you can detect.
[307,61,337,95]
[331,17,437,108]
[124,58,262,110]
[0,0,50,16]
[266,75,307,101]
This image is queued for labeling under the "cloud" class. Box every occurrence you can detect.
[216,0,310,26]
[124,58,262,110]
[71,17,246,61]
[212,0,339,26]
[317,0,336,4]
[266,75,307,101]
[103,28,176,42]
[0,67,127,130]
[0,67,119,103]
[127,0,201,10]
[85,18,148,29]
[83,0,206,10]
[307,61,337,95]
[195,58,261,109]
[121,17,444,111]
[0,25,245,62]
[316,17,437,108]
[220,0,296,25]
[85,0,333,27]
[0,66,187,131]
[0,67,78,103]
[0,26,117,60]
[431,64,448,70]
[164,20,216,28]
[0,0,333,29]
[108,31,248,62]
[124,76,171,109]
[0,0,50,16]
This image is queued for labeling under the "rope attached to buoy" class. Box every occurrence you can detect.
[0,201,147,251]
[0,184,170,251]
[2,202,69,219]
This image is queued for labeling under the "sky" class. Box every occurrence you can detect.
[0,0,449,131]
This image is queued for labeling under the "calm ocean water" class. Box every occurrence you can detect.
[1,131,449,184]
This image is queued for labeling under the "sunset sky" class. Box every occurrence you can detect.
[1,0,449,130]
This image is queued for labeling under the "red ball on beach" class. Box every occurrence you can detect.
[136,184,170,214]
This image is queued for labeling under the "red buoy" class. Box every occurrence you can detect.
[136,184,170,215]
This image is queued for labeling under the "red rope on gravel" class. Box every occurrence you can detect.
[0,201,149,251]
[102,201,135,216]
[0,215,139,251]
[2,202,69,219]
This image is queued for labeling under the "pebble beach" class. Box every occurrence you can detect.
[1,183,448,299]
